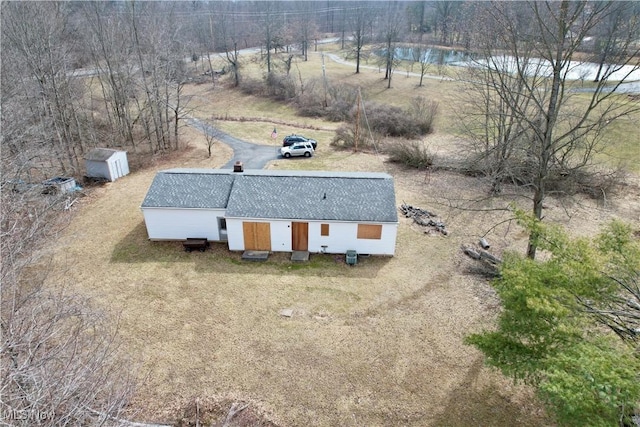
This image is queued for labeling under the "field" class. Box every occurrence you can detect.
[48,46,640,426]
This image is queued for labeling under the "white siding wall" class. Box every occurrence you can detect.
[226,219,247,250]
[109,151,129,180]
[142,208,226,241]
[308,221,397,255]
[85,160,110,180]
[86,152,129,182]
[107,160,116,181]
[226,218,397,255]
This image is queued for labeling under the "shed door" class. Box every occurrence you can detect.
[243,222,271,251]
[114,159,122,180]
[291,222,308,251]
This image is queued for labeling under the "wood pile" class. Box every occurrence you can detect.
[399,202,448,235]
[462,245,502,265]
[461,238,503,277]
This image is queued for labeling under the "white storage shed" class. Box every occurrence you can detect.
[85,148,129,182]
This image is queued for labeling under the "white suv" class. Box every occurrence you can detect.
[280,142,314,158]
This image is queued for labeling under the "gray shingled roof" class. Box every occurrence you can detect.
[141,169,398,222]
[85,148,121,161]
[225,173,398,222]
[141,171,235,209]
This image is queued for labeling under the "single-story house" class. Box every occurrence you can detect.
[85,148,129,182]
[141,168,398,255]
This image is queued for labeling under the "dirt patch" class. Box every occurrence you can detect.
[172,396,280,427]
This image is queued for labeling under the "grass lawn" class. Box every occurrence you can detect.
[46,47,640,426]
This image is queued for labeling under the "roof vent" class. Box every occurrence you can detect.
[233,161,243,173]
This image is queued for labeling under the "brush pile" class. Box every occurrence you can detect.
[399,202,448,235]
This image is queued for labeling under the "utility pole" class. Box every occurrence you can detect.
[354,87,361,152]
[322,53,328,107]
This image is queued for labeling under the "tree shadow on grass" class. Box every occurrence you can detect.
[431,357,552,427]
[111,221,390,278]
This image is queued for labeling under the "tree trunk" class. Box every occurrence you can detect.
[527,186,544,259]
[526,0,569,260]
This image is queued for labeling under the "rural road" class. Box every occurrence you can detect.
[187,117,281,169]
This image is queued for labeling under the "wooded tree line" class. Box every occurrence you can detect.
[3,1,637,182]
[0,1,380,181]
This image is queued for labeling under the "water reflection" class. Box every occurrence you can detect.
[378,47,474,66]
[374,46,640,93]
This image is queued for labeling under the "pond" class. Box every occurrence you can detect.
[376,46,640,93]
[377,46,475,66]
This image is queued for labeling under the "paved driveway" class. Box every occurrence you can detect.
[187,117,280,169]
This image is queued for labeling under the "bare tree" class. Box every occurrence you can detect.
[432,1,461,46]
[216,4,243,88]
[590,2,640,83]
[461,1,640,259]
[350,6,372,74]
[379,2,405,89]
[257,1,283,75]
[0,174,136,426]
[406,1,428,41]
[292,2,318,63]
[2,2,88,175]
[82,2,138,151]
[128,1,187,153]
[411,41,432,87]
[198,116,221,159]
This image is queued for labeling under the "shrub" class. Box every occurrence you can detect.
[409,97,438,135]
[295,80,357,122]
[296,80,326,117]
[265,73,296,100]
[363,102,421,137]
[297,103,326,118]
[239,78,265,96]
[387,140,434,169]
[325,100,352,122]
[331,124,374,150]
[460,151,625,198]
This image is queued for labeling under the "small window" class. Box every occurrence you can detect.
[321,223,329,236]
[357,224,382,240]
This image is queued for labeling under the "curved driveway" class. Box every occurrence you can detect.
[187,117,280,169]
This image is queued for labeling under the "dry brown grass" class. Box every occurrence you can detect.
[46,49,640,427]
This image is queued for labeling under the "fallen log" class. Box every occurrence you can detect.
[462,245,481,260]
[461,245,502,277]
[479,249,502,264]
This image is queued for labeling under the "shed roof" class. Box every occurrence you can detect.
[141,169,398,222]
[141,170,235,209]
[85,148,123,162]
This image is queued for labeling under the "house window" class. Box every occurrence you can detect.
[357,224,382,240]
[218,218,227,230]
[321,223,330,236]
